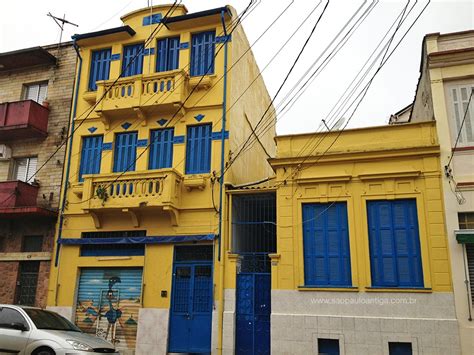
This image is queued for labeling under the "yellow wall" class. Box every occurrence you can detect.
[269,121,452,292]
[47,4,275,315]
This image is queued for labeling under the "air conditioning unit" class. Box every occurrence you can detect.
[0,144,12,160]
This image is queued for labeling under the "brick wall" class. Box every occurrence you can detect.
[0,43,76,209]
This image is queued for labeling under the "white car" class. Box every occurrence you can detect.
[0,305,118,355]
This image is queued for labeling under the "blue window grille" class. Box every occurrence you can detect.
[149,128,174,169]
[88,48,111,91]
[302,202,352,286]
[367,199,424,288]
[113,132,138,173]
[190,31,215,76]
[80,231,146,257]
[79,135,103,182]
[185,124,212,174]
[122,43,144,77]
[156,37,180,72]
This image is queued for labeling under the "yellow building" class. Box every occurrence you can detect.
[46,4,275,354]
[265,121,460,354]
[410,30,474,355]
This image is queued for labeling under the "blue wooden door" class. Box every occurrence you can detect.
[169,263,213,353]
[236,273,271,355]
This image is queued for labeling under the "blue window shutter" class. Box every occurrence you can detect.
[185,124,212,174]
[367,199,424,287]
[79,135,103,182]
[190,31,215,76]
[149,128,174,169]
[114,132,138,172]
[122,43,144,77]
[156,37,180,72]
[89,49,111,91]
[302,202,352,286]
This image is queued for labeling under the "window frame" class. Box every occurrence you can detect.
[156,36,180,73]
[148,127,174,170]
[78,135,103,182]
[113,131,138,173]
[446,83,474,148]
[12,156,38,183]
[23,82,48,103]
[185,123,212,174]
[366,198,424,288]
[122,42,145,77]
[190,30,216,77]
[88,48,112,91]
[302,201,352,287]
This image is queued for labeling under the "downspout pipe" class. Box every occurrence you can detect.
[217,8,229,355]
[54,39,82,269]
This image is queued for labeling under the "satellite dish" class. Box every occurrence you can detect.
[332,117,345,131]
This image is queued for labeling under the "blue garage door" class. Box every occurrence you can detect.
[75,268,143,352]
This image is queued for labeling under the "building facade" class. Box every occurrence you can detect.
[46,4,275,355]
[410,30,474,355]
[266,122,460,354]
[0,43,75,308]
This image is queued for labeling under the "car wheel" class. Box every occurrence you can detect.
[32,347,56,355]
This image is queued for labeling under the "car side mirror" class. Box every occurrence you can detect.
[10,322,28,331]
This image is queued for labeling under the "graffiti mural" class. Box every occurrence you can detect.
[75,268,142,351]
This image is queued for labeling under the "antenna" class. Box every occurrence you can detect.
[47,12,79,50]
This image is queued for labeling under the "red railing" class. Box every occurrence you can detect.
[0,100,49,140]
[0,181,39,207]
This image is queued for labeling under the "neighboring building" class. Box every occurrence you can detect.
[0,43,75,308]
[389,103,412,124]
[410,30,474,355]
[265,122,460,354]
[46,4,275,355]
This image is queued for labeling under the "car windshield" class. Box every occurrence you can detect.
[23,308,81,332]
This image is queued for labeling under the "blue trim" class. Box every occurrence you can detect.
[211,131,229,140]
[60,234,216,245]
[143,13,162,26]
[215,35,231,43]
[143,48,156,56]
[298,285,358,289]
[111,53,120,61]
[88,127,97,134]
[137,139,148,147]
[173,135,185,144]
[102,142,112,150]
[179,42,189,50]
[366,286,432,290]
[194,114,205,122]
[121,122,132,130]
[157,118,168,126]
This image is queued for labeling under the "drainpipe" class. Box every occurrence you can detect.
[217,8,229,355]
[53,39,82,304]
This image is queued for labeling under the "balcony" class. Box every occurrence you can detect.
[93,69,188,127]
[0,100,49,140]
[0,181,55,218]
[79,169,183,227]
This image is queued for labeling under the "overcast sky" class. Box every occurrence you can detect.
[1,0,473,135]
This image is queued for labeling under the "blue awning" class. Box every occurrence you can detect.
[59,234,216,245]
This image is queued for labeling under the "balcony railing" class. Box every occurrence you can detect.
[0,100,49,140]
[0,181,39,208]
[94,69,188,121]
[81,169,183,211]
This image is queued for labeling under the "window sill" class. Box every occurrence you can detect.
[452,145,474,152]
[365,287,432,293]
[298,286,359,292]
[83,90,97,104]
[188,74,216,90]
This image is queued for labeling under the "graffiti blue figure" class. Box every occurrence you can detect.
[104,276,122,342]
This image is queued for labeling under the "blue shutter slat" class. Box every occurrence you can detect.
[149,128,174,169]
[89,49,111,91]
[79,136,103,181]
[186,124,211,174]
[114,132,137,172]
[367,200,424,288]
[191,32,215,76]
[123,44,144,77]
[303,203,351,287]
